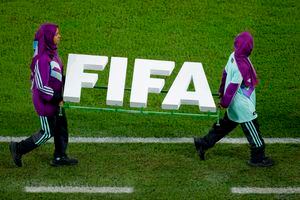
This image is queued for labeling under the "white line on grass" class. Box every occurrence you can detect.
[1,136,300,144]
[231,187,300,194]
[25,186,134,194]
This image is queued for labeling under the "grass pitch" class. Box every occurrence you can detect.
[0,0,299,199]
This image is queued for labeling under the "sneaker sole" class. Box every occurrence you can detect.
[50,161,78,167]
[247,161,274,167]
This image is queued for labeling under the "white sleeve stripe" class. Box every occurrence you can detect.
[34,64,42,88]
[35,69,53,95]
[34,62,44,90]
[34,61,54,96]
[34,74,53,96]
[35,62,52,93]
[35,61,54,94]
[34,71,52,95]
[44,86,53,91]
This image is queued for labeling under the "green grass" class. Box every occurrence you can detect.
[1,143,300,199]
[0,0,299,137]
[0,0,299,199]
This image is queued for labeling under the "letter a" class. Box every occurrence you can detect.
[162,62,216,112]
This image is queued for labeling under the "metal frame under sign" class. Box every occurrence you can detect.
[63,86,220,124]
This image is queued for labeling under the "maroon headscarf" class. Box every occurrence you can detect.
[31,23,58,75]
[34,23,58,56]
[234,32,258,87]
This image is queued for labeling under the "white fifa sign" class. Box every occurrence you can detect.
[63,54,216,112]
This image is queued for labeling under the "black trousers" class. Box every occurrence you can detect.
[201,112,266,161]
[18,108,69,158]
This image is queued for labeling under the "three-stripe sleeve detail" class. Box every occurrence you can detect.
[34,60,54,96]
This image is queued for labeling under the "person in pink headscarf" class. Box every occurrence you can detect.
[194,32,273,167]
[9,23,78,167]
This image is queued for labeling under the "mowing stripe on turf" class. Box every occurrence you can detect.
[1,136,300,144]
[25,186,134,193]
[231,187,300,194]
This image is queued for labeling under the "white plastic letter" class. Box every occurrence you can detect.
[63,54,108,102]
[162,62,216,112]
[130,59,175,108]
[106,57,128,106]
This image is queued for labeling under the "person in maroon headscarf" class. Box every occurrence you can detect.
[194,32,273,167]
[9,23,78,167]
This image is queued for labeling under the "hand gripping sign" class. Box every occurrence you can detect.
[63,54,216,113]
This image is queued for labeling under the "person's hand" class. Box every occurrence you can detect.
[58,101,64,116]
[218,92,223,99]
[217,102,224,109]
[59,101,64,107]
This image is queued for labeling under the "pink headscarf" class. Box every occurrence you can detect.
[234,32,258,87]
